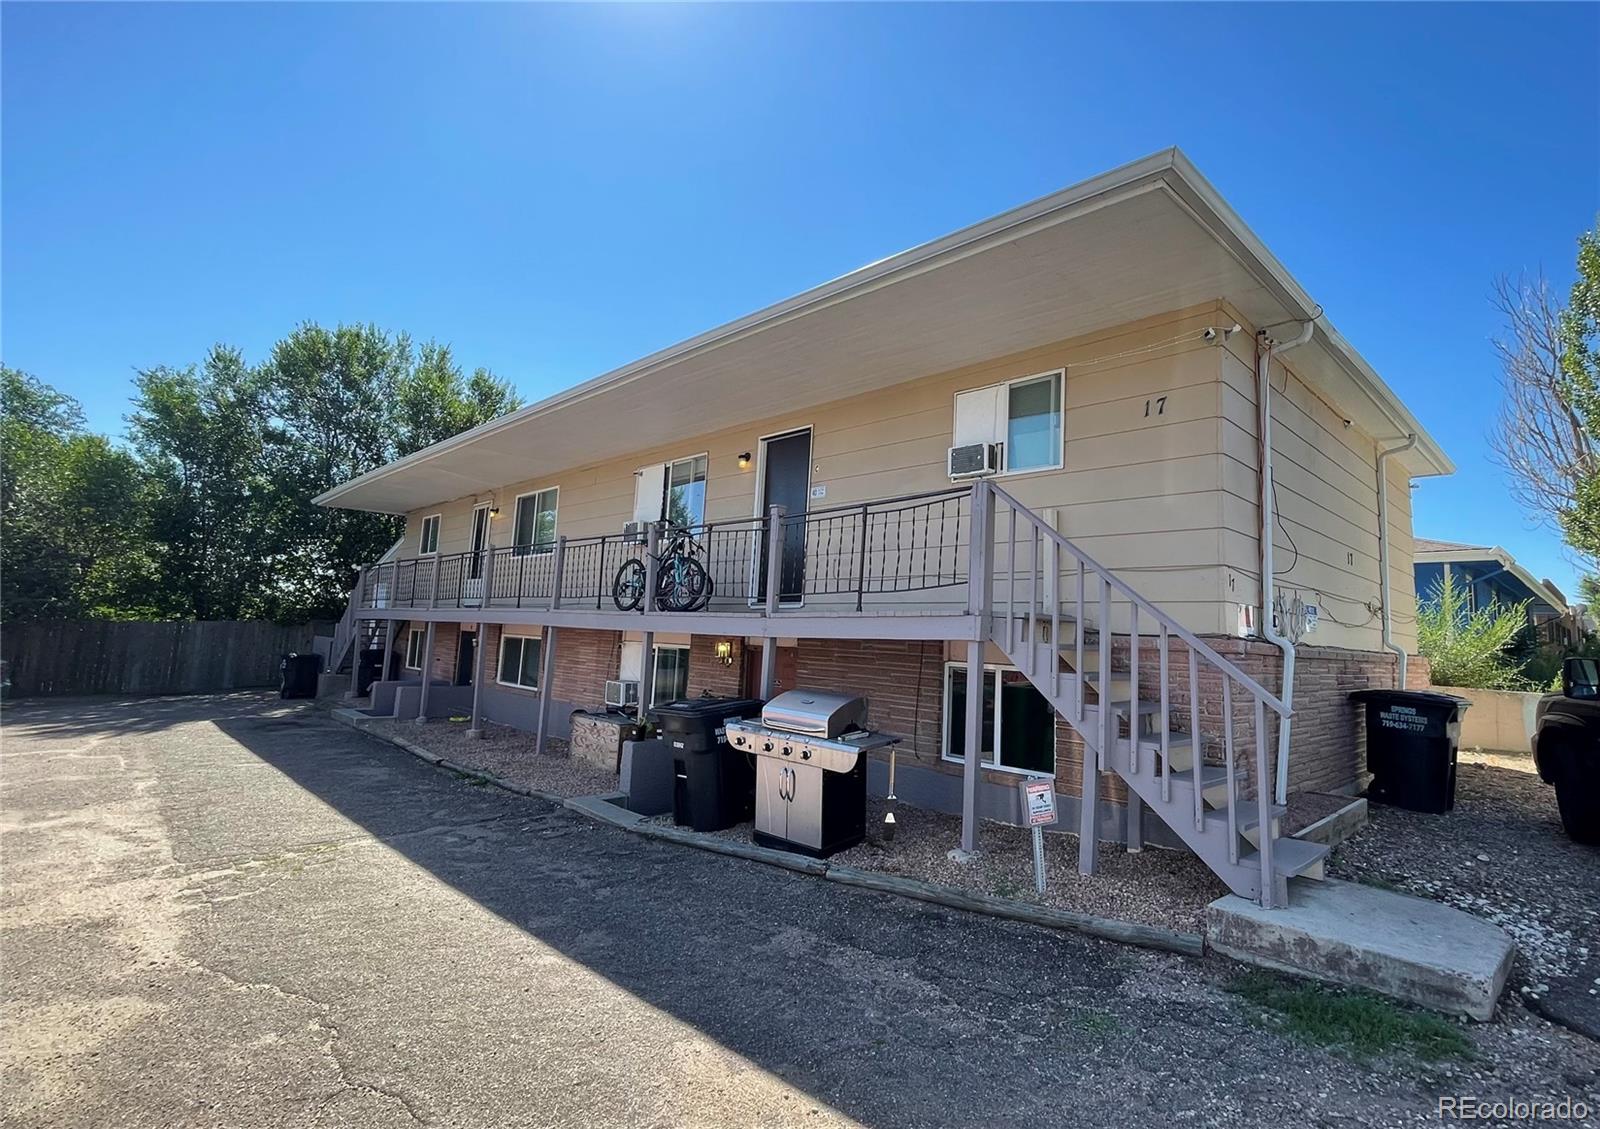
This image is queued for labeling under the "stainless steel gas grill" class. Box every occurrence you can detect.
[725,690,899,857]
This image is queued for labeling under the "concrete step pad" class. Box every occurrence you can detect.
[1206,878,1515,1021]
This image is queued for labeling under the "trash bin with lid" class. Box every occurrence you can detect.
[356,647,385,696]
[1350,688,1471,813]
[649,697,765,832]
[279,653,324,700]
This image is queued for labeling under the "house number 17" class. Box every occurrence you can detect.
[1144,396,1167,417]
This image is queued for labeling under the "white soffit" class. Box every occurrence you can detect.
[318,149,1451,514]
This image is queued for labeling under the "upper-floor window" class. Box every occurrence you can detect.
[952,369,1064,475]
[513,488,558,555]
[418,514,441,555]
[665,455,709,528]
[634,455,709,530]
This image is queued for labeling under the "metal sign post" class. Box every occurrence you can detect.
[1019,778,1058,895]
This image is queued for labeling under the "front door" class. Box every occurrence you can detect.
[758,429,810,602]
[455,630,476,686]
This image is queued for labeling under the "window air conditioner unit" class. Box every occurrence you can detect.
[604,679,640,709]
[948,442,1001,480]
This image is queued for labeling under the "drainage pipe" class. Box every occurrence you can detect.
[1256,321,1314,806]
[1376,434,1418,688]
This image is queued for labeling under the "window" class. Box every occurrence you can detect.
[942,663,1055,776]
[952,369,1064,475]
[497,633,543,691]
[468,504,491,580]
[405,628,427,670]
[650,645,690,706]
[665,455,709,529]
[418,514,441,555]
[1005,373,1063,473]
[512,488,558,555]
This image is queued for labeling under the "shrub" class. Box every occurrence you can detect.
[1417,573,1533,690]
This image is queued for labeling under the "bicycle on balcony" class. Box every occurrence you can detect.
[612,523,714,612]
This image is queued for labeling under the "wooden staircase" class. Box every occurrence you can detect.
[981,484,1326,908]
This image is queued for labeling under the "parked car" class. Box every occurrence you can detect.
[1534,657,1600,844]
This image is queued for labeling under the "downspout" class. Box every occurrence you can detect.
[1256,322,1314,807]
[1376,436,1417,689]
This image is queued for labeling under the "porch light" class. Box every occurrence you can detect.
[737,452,751,470]
[488,506,500,517]
[714,640,735,665]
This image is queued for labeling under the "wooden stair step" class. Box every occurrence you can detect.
[1240,837,1328,880]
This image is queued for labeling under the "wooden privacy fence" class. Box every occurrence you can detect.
[3,620,317,697]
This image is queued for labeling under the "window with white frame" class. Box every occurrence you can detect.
[664,455,709,529]
[952,369,1064,475]
[497,632,543,691]
[650,644,690,705]
[942,663,1055,776]
[512,488,558,555]
[418,514,441,555]
[405,628,427,670]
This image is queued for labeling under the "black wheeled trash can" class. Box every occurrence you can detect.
[650,697,765,832]
[356,647,386,696]
[1350,688,1471,813]
[279,653,324,700]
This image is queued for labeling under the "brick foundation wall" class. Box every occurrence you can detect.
[477,624,620,709]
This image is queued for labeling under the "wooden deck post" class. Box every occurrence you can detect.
[955,639,984,860]
[760,504,786,698]
[535,626,558,754]
[382,619,396,683]
[467,622,489,738]
[415,620,437,724]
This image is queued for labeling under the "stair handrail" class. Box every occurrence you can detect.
[985,482,1288,717]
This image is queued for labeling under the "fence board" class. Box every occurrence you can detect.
[2,620,316,697]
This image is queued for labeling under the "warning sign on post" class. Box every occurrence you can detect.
[1020,779,1058,827]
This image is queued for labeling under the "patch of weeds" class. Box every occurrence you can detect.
[992,878,1021,899]
[449,715,470,723]
[1227,971,1471,1062]
[1069,1008,1120,1037]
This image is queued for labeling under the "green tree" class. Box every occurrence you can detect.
[392,341,521,458]
[128,347,274,619]
[1417,573,1532,690]
[1558,228,1600,559]
[259,323,411,620]
[2,367,158,621]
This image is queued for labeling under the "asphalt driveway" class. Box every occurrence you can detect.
[3,692,1596,1128]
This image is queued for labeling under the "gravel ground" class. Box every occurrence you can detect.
[1329,749,1600,1037]
[651,794,1225,933]
[360,716,620,799]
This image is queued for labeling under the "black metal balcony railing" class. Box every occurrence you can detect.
[357,486,973,616]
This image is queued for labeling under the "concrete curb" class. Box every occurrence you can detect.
[1294,797,1368,849]
[634,823,830,876]
[824,865,1207,956]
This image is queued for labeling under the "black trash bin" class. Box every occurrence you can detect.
[356,647,385,696]
[650,697,765,832]
[279,653,324,700]
[1351,688,1471,813]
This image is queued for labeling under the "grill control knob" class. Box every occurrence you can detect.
[782,746,793,756]
[732,735,744,747]
[761,741,773,753]
[800,748,812,760]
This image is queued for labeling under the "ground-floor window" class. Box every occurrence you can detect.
[941,663,1055,776]
[497,632,543,691]
[405,628,426,670]
[651,645,690,705]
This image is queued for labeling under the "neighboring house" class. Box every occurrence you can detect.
[1415,539,1582,649]
[317,149,1452,908]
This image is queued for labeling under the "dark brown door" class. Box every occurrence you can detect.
[742,645,798,699]
[455,631,476,686]
[758,430,810,602]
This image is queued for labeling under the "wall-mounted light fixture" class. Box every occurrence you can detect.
[488,506,500,517]
[737,452,752,470]
[713,640,735,665]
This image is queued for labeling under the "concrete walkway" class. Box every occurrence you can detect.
[3,692,1596,1128]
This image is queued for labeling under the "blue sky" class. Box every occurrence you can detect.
[4,3,1597,593]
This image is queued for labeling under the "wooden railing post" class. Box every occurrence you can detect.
[1256,701,1276,907]
[965,482,992,619]
[549,536,568,611]
[643,522,661,615]
[759,505,786,699]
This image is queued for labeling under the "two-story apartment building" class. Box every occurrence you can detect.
[318,150,1450,907]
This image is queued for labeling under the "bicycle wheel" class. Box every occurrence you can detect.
[673,556,711,612]
[612,559,646,611]
[654,562,683,611]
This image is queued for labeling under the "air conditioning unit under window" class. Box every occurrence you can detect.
[948,442,1001,479]
[605,679,640,709]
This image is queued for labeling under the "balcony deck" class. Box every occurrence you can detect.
[356,487,985,641]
